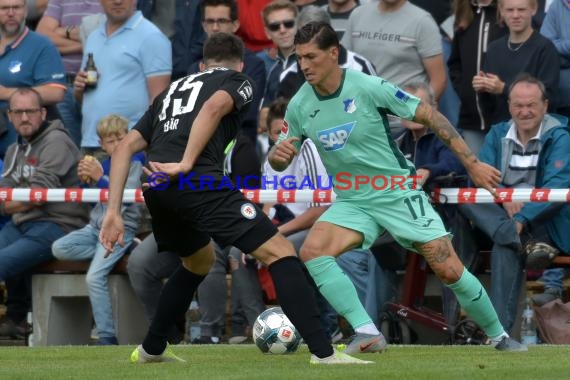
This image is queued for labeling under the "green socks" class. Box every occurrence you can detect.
[305,255,373,329]
[446,269,505,339]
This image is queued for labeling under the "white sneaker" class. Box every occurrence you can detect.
[344,332,388,355]
[310,348,374,365]
[130,344,186,363]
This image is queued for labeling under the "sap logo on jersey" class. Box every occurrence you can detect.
[317,122,355,151]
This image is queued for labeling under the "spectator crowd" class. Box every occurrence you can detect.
[0,0,568,346]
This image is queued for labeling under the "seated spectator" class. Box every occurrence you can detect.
[459,74,570,333]
[51,114,144,345]
[0,88,89,336]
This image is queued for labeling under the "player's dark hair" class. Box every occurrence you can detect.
[294,21,339,50]
[203,32,244,65]
[201,0,238,21]
[267,97,289,127]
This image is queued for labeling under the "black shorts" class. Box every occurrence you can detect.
[144,186,278,257]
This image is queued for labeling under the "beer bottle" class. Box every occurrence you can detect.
[84,53,98,88]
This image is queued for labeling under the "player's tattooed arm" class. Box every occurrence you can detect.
[412,101,501,196]
[413,101,478,167]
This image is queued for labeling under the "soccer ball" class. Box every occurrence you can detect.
[253,307,302,354]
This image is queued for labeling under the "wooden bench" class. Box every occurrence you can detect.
[31,255,148,346]
[552,256,570,267]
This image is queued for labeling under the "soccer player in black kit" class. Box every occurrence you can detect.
[99,33,370,364]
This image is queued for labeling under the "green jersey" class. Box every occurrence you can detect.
[279,69,421,200]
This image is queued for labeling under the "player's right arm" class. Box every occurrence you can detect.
[99,129,148,255]
[413,101,501,196]
[152,89,236,176]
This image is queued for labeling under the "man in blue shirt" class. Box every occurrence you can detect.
[73,0,171,154]
[0,0,66,158]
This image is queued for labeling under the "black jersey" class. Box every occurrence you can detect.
[134,67,254,183]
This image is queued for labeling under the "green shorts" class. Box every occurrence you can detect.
[318,188,450,251]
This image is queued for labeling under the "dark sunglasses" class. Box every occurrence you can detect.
[267,19,295,32]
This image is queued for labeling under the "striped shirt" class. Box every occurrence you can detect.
[44,0,102,73]
[503,122,542,188]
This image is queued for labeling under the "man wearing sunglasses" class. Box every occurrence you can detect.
[259,0,299,134]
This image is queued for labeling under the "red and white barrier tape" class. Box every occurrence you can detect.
[0,188,569,204]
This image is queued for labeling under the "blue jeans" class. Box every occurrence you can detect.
[459,203,524,333]
[52,224,135,338]
[57,85,82,147]
[0,221,66,281]
[542,268,565,291]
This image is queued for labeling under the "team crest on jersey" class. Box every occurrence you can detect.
[9,60,22,74]
[317,122,356,151]
[343,98,357,113]
[241,203,257,220]
[237,80,253,104]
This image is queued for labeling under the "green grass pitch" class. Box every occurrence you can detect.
[1,344,569,380]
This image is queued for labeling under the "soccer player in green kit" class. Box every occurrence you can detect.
[268,21,526,354]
